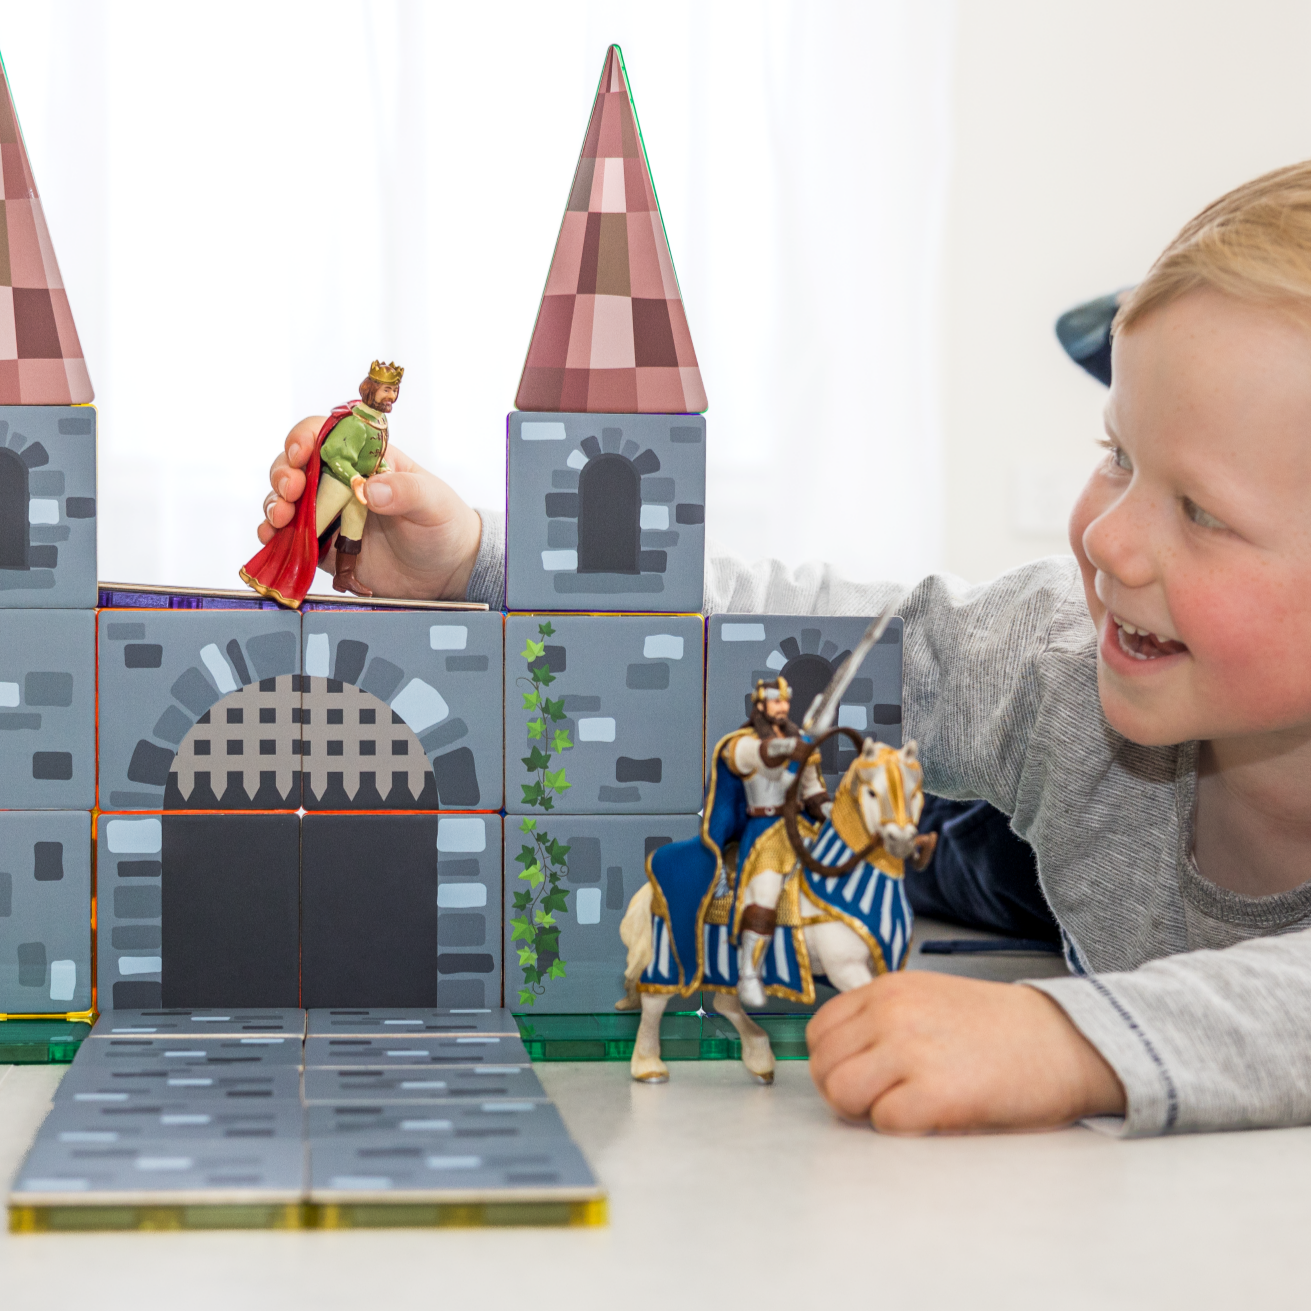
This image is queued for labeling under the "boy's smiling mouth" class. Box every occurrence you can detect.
[1111,614,1189,661]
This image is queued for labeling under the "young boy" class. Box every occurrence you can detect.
[256,162,1311,1137]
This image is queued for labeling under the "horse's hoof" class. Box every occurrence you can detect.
[748,1069,775,1086]
[633,1070,670,1084]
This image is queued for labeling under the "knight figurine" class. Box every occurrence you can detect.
[240,360,404,606]
[723,677,831,1005]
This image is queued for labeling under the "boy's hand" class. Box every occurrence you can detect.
[257,417,485,601]
[807,971,1126,1133]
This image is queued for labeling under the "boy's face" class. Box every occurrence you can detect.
[1069,289,1311,747]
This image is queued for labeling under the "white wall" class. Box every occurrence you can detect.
[0,0,951,592]
[941,0,1311,582]
[5,1,1311,592]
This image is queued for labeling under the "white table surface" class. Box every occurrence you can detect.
[2,927,1306,1310]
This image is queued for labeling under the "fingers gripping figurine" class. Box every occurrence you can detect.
[240,360,403,606]
[726,678,831,1007]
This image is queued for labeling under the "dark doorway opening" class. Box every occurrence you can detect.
[577,452,640,574]
[0,446,29,570]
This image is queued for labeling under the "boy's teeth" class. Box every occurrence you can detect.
[1113,615,1187,660]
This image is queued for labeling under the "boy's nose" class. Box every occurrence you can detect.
[1081,496,1158,593]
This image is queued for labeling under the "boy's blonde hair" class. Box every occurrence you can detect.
[1115,161,1311,334]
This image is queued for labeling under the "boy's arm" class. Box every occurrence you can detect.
[1026,930,1311,1135]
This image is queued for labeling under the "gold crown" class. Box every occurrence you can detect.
[368,360,404,385]
[753,676,792,704]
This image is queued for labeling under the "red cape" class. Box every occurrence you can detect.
[239,403,356,608]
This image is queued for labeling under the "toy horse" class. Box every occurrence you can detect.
[617,735,936,1084]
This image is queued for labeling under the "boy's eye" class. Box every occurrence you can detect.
[1182,497,1228,531]
[1099,439,1131,472]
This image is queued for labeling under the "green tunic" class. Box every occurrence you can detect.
[319,403,389,487]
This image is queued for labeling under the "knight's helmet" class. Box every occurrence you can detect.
[752,676,792,708]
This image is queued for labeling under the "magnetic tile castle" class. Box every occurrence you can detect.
[2,42,907,1229]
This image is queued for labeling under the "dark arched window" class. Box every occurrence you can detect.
[0,446,29,570]
[779,653,841,774]
[577,452,640,575]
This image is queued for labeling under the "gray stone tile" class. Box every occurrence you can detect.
[40,1096,304,1144]
[308,1134,598,1200]
[0,406,97,608]
[95,814,301,1012]
[505,614,704,813]
[0,810,91,1011]
[299,609,503,810]
[56,1063,302,1104]
[507,412,705,613]
[307,1007,519,1037]
[12,1134,305,1204]
[91,1008,306,1038]
[306,1099,570,1141]
[436,814,503,1009]
[706,614,905,795]
[303,1033,529,1069]
[96,609,302,812]
[503,813,700,1013]
[302,1064,547,1104]
[0,609,94,808]
[75,1035,303,1068]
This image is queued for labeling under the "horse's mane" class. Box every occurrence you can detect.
[829,756,875,848]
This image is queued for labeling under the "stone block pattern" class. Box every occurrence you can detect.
[0,607,94,809]
[505,613,704,814]
[436,813,503,1009]
[96,813,301,1010]
[97,610,302,811]
[300,611,503,810]
[97,608,505,813]
[506,412,705,613]
[504,813,699,1012]
[97,812,505,1011]
[705,615,905,795]
[0,406,97,608]
[0,810,91,1012]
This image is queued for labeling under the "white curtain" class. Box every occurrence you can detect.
[0,0,953,591]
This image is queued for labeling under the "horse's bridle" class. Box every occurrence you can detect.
[781,727,880,876]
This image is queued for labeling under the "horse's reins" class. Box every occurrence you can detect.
[781,726,880,876]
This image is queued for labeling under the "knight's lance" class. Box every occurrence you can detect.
[782,600,900,782]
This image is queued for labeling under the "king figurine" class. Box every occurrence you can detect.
[240,360,404,606]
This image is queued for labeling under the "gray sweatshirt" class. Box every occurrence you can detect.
[468,510,1311,1136]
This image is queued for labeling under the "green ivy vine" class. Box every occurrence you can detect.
[518,620,572,810]
[510,817,571,1006]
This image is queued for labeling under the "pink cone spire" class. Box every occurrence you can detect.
[0,57,92,404]
[516,45,706,414]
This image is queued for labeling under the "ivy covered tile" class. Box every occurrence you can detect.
[503,813,700,1012]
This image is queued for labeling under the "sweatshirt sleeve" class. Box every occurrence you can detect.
[464,508,506,609]
[1027,928,1311,1135]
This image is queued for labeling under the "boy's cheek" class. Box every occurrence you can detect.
[1173,575,1311,722]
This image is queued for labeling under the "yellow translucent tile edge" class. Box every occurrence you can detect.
[10,1196,608,1232]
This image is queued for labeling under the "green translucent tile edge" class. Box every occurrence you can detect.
[10,1198,607,1232]
[0,1020,91,1065]
[513,1012,812,1061]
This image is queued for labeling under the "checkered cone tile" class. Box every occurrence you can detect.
[0,59,93,404]
[516,44,706,415]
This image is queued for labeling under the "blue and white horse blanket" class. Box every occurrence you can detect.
[640,740,913,1005]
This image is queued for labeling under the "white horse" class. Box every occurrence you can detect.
[617,738,936,1084]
